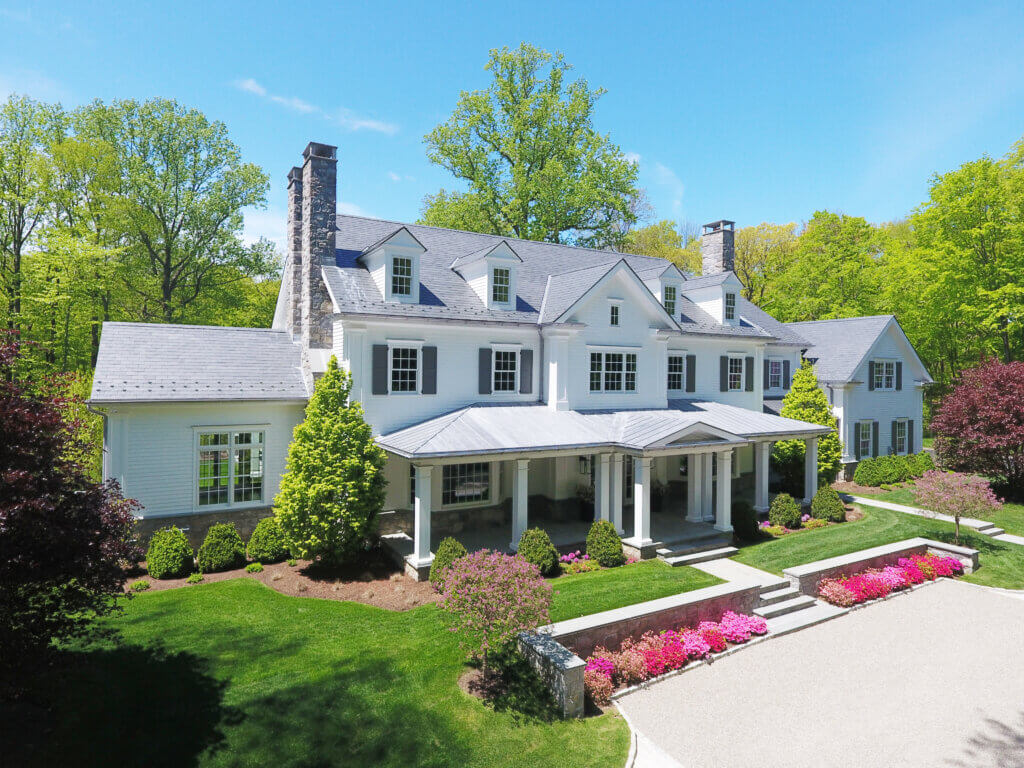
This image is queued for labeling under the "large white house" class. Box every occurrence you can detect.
[90,142,929,578]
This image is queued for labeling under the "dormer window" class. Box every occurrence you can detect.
[392,256,413,297]
[663,285,677,316]
[492,267,511,304]
[724,292,736,321]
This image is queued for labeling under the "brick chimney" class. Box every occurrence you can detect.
[285,166,303,337]
[299,142,337,382]
[701,220,735,275]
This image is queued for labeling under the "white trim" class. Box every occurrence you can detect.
[727,355,745,392]
[893,417,909,455]
[386,343,423,395]
[193,426,267,512]
[490,344,520,395]
[666,350,686,393]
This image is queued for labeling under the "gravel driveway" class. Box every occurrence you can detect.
[617,579,1024,768]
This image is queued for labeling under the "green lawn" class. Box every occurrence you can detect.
[6,580,629,768]
[733,504,1024,589]
[549,560,722,622]
[857,485,1024,538]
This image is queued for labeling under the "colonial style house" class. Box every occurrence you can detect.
[90,142,926,578]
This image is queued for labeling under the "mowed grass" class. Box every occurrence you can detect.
[732,504,1024,589]
[549,560,722,622]
[856,484,1024,538]
[8,580,629,768]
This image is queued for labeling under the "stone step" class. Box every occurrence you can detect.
[661,546,738,567]
[656,536,733,559]
[758,585,801,606]
[983,527,1006,537]
[753,594,818,619]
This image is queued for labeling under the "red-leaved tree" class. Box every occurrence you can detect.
[0,335,139,685]
[931,359,1024,497]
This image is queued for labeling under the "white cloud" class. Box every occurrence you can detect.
[387,171,401,182]
[0,69,64,101]
[234,78,398,134]
[337,200,372,217]
[623,151,642,164]
[652,162,685,218]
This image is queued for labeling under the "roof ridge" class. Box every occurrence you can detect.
[787,314,893,326]
[104,321,289,333]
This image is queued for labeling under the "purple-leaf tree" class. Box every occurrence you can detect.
[441,550,552,675]
[914,470,1003,546]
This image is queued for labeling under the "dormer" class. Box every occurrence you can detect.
[679,271,745,325]
[451,241,522,310]
[357,227,425,304]
[637,263,686,321]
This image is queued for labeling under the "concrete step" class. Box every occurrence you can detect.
[758,585,801,606]
[661,546,738,567]
[656,536,733,559]
[983,527,1006,537]
[753,594,818,619]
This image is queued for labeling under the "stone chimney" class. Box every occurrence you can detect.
[299,142,337,382]
[285,166,303,337]
[701,220,735,275]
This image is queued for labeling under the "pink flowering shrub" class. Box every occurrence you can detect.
[643,648,667,676]
[719,611,767,643]
[610,646,647,685]
[680,629,711,659]
[818,578,855,607]
[560,550,590,564]
[585,654,615,679]
[697,621,727,652]
[584,667,614,704]
[817,553,964,606]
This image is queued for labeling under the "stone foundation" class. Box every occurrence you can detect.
[134,508,274,550]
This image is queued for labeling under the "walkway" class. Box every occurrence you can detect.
[847,494,1024,547]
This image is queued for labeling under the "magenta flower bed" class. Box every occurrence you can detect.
[582,610,768,704]
[817,552,963,608]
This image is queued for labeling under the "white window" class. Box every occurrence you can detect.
[768,360,783,389]
[663,285,677,316]
[390,347,419,393]
[874,360,896,390]
[197,429,265,508]
[442,462,490,506]
[391,256,412,296]
[610,303,620,326]
[492,267,510,304]
[725,292,736,321]
[858,422,873,458]
[728,356,744,391]
[493,349,518,392]
[894,419,908,455]
[667,354,685,391]
[590,351,638,392]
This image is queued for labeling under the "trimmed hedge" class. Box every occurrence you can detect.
[731,500,761,541]
[768,493,802,529]
[145,527,194,579]
[247,517,290,563]
[517,528,560,577]
[429,536,468,590]
[854,451,936,487]
[197,523,246,573]
[586,520,625,567]
[810,486,846,523]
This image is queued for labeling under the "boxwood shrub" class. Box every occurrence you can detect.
[517,528,560,577]
[586,520,625,567]
[810,486,846,523]
[429,536,468,590]
[856,452,936,487]
[731,500,761,541]
[197,523,246,573]
[768,493,802,529]
[911,451,935,475]
[246,517,290,563]
[145,526,194,579]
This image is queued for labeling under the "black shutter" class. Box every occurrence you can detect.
[868,361,875,391]
[854,424,862,460]
[872,421,880,457]
[783,360,791,389]
[719,356,728,392]
[763,360,770,389]
[685,354,696,393]
[908,420,915,453]
[372,345,388,395]
[891,420,898,453]
[896,362,903,391]
[421,346,437,395]
[519,349,533,394]
[745,356,754,391]
[478,348,492,395]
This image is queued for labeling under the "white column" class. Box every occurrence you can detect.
[715,449,733,533]
[610,454,624,534]
[702,450,714,521]
[510,459,530,550]
[686,453,703,522]
[632,456,653,544]
[594,453,611,522]
[412,465,433,566]
[754,441,771,513]
[803,437,819,505]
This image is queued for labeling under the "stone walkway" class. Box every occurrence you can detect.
[848,495,1024,547]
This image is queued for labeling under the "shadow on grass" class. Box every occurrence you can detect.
[466,648,560,725]
[1,642,237,768]
[946,710,1024,768]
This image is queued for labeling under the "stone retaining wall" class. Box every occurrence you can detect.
[517,632,586,719]
[134,508,274,550]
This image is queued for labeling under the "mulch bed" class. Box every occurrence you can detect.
[833,480,890,497]
[123,546,439,611]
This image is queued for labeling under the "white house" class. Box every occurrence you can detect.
[90,142,925,578]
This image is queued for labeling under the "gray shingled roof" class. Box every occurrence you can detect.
[785,315,896,383]
[449,240,522,270]
[328,215,774,339]
[677,272,733,290]
[739,298,810,347]
[90,322,307,403]
[377,400,829,458]
[538,261,620,323]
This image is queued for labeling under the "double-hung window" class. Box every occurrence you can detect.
[667,354,685,391]
[724,292,736,321]
[610,304,620,326]
[894,419,908,455]
[857,422,873,458]
[492,267,510,304]
[663,285,677,317]
[493,349,518,392]
[391,256,412,297]
[727,356,744,391]
[768,359,783,389]
[197,429,265,508]
[442,463,490,506]
[390,346,419,393]
[874,360,895,390]
[590,351,638,392]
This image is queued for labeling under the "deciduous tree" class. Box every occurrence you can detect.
[914,471,1002,545]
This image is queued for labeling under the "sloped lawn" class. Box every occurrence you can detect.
[732,504,1024,589]
[856,485,1024,538]
[7,580,628,768]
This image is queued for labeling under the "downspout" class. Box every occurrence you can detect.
[537,324,545,404]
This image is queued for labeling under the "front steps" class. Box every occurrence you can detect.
[656,532,736,567]
[977,523,1006,537]
[753,594,818,619]
[659,546,739,567]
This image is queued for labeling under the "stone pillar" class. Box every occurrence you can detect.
[300,142,337,386]
[511,459,529,550]
[594,454,611,522]
[715,449,733,533]
[702,451,714,521]
[686,453,703,522]
[286,166,303,338]
[633,456,652,544]
[610,454,624,534]
[803,437,819,505]
[411,465,433,568]
[754,441,771,513]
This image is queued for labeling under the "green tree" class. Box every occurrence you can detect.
[623,220,700,273]
[771,359,843,491]
[421,43,640,249]
[275,358,388,565]
[733,222,798,303]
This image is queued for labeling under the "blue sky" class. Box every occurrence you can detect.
[3,1,1023,251]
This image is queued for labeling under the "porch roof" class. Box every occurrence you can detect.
[376,399,831,460]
